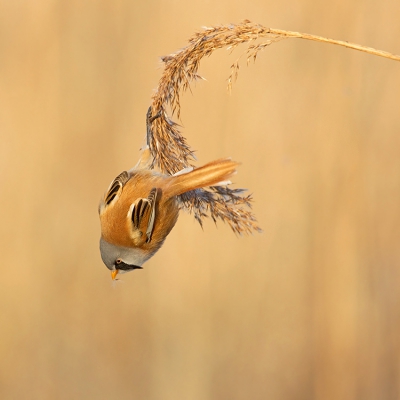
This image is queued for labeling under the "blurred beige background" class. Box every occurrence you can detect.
[1,1,400,399]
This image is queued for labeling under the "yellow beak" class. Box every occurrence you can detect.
[111,270,119,280]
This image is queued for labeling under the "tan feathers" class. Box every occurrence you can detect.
[164,158,239,198]
[99,159,239,254]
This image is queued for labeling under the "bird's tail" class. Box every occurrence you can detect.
[164,158,239,198]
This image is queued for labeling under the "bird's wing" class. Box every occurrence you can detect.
[130,188,158,245]
[103,171,130,207]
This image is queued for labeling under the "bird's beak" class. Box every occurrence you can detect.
[111,270,119,280]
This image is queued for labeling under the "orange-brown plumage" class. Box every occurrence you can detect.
[99,158,238,277]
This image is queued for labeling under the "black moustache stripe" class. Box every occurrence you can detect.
[116,261,143,271]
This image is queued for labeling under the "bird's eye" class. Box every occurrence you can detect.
[116,259,122,265]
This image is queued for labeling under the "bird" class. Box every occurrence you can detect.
[99,147,239,280]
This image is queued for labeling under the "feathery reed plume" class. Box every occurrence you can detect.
[146,20,400,234]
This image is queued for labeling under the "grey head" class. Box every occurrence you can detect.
[100,237,149,279]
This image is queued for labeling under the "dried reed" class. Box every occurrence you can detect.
[146,20,400,234]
